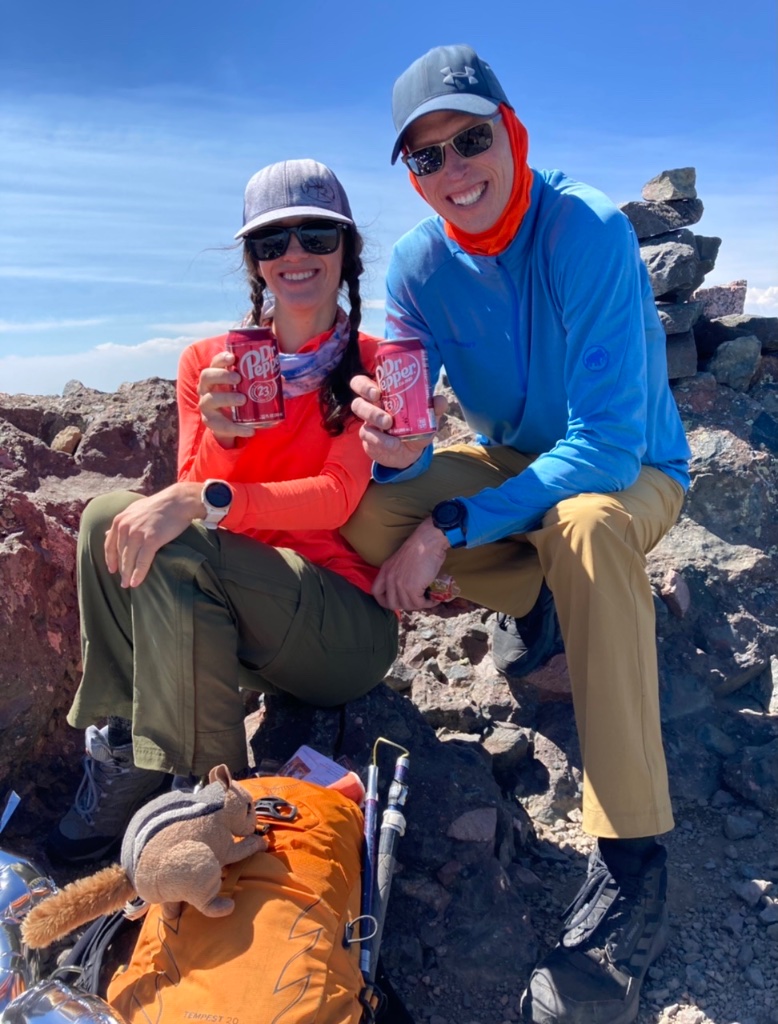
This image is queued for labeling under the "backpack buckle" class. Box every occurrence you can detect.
[254,797,298,821]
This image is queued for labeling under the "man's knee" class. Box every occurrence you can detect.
[342,482,428,566]
[541,492,635,551]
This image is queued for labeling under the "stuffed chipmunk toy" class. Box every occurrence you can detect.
[22,764,267,949]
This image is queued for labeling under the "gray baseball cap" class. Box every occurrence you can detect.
[235,159,354,239]
[391,44,511,164]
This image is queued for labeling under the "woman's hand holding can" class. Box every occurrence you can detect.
[198,351,256,447]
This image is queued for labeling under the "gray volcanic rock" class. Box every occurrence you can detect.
[695,314,778,356]
[723,739,778,815]
[704,335,762,391]
[648,373,778,740]
[666,331,699,380]
[640,229,701,299]
[693,235,722,265]
[642,167,698,202]
[657,301,703,335]
[621,198,704,240]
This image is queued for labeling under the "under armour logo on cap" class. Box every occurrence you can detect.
[390,44,511,164]
[441,66,478,86]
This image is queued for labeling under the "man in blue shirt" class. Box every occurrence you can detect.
[343,44,690,1024]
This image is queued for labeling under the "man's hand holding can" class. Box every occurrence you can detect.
[350,360,447,471]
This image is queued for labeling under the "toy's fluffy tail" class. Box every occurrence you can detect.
[21,864,136,949]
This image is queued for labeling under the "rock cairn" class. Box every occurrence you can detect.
[622,167,778,390]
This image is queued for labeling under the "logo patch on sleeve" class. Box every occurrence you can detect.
[583,346,609,371]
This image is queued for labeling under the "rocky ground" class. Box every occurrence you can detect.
[5,726,777,1024]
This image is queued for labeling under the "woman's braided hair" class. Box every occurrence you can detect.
[243,226,366,436]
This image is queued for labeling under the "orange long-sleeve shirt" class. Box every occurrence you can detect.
[177,332,380,594]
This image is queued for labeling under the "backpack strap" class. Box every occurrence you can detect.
[57,911,132,994]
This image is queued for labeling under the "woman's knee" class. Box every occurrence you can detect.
[81,490,141,533]
[78,491,141,561]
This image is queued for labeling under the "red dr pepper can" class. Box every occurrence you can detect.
[226,327,285,428]
[375,338,437,440]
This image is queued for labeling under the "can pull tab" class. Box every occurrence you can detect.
[254,797,298,822]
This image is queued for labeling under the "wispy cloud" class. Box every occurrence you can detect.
[0,266,227,287]
[147,319,233,334]
[0,317,111,333]
[1,335,197,396]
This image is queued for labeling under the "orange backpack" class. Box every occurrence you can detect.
[107,776,369,1024]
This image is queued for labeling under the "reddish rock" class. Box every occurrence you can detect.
[693,280,747,319]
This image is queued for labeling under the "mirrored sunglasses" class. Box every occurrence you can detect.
[402,114,503,178]
[246,220,344,261]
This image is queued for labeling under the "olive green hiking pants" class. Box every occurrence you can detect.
[68,491,398,776]
[341,444,685,839]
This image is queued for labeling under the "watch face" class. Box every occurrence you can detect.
[205,482,232,509]
[434,500,463,529]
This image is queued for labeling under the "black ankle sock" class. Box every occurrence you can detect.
[106,716,132,748]
[598,836,659,879]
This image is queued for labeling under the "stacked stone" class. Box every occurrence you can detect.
[620,167,719,381]
[693,312,778,392]
[621,168,778,392]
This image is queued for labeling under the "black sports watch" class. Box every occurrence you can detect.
[431,498,468,548]
[200,479,233,530]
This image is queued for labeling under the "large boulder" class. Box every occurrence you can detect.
[0,379,177,787]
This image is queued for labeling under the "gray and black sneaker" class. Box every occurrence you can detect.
[521,843,669,1024]
[47,725,168,864]
[492,581,564,677]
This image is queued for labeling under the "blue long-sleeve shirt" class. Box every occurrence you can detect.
[377,168,691,548]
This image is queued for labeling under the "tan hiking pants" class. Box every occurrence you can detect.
[342,444,685,839]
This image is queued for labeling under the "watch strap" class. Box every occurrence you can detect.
[443,524,467,548]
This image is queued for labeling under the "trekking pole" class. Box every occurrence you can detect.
[368,741,410,984]
[359,757,380,982]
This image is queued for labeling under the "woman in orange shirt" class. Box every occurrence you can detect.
[49,159,398,864]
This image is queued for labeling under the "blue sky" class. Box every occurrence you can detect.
[1,0,776,396]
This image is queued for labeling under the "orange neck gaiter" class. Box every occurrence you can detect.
[409,103,532,258]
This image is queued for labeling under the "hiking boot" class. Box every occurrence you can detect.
[47,725,168,863]
[492,581,564,677]
[171,774,205,793]
[520,843,669,1024]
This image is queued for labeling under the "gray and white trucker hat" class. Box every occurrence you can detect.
[235,159,354,239]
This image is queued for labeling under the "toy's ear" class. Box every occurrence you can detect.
[209,764,233,789]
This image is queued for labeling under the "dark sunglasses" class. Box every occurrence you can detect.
[246,220,345,261]
[402,113,503,178]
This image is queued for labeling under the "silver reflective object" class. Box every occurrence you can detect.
[0,980,129,1024]
[0,849,58,1012]
[0,921,35,1012]
[0,850,58,926]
